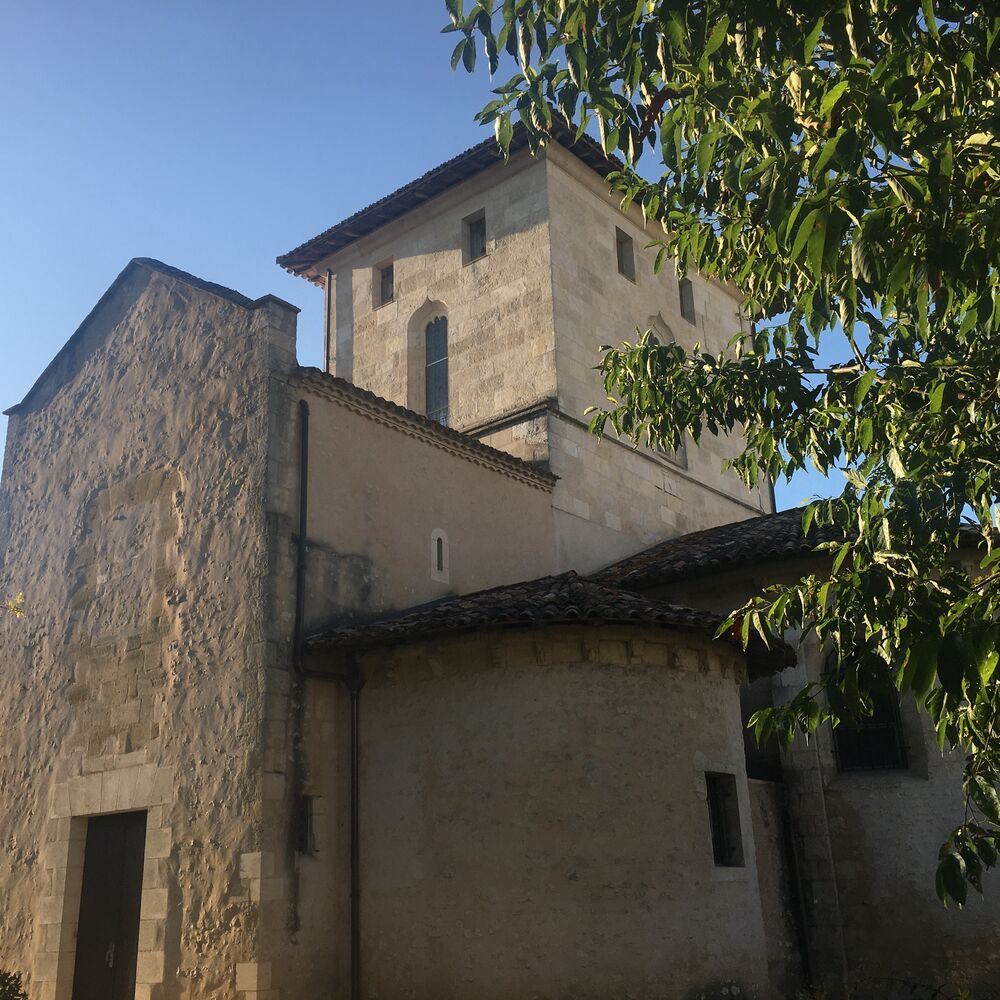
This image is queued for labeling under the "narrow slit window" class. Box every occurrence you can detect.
[706,772,744,867]
[615,227,635,281]
[431,529,449,583]
[425,316,449,426]
[296,795,317,854]
[679,277,696,324]
[464,209,487,263]
[375,261,394,307]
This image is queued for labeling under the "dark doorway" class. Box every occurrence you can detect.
[71,810,147,1000]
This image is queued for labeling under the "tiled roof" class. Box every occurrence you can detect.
[297,367,556,491]
[276,120,622,281]
[305,571,790,673]
[594,508,837,590]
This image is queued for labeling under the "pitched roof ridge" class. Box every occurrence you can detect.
[296,366,557,492]
[304,568,720,648]
[591,507,833,590]
[5,258,298,417]
[277,120,622,280]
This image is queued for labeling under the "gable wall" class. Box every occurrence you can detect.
[0,265,298,1000]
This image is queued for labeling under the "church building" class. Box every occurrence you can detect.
[1,125,997,1000]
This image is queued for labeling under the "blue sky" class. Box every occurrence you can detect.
[0,0,832,509]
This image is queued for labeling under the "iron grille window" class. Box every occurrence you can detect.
[833,691,908,771]
[706,772,744,867]
[425,316,449,426]
[464,209,487,263]
[375,262,394,307]
[616,227,635,281]
[679,277,696,323]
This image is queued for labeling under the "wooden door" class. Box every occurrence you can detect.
[71,811,147,1000]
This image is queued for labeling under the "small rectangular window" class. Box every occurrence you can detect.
[464,209,487,263]
[679,277,696,324]
[834,690,908,771]
[615,227,635,281]
[706,773,744,867]
[374,261,394,307]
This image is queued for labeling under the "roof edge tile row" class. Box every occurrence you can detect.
[297,367,557,492]
[276,120,622,280]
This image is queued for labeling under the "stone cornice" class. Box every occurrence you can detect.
[296,367,557,492]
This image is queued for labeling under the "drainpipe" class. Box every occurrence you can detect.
[348,665,364,1000]
[291,397,363,1000]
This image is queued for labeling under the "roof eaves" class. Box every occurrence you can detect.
[276,121,621,280]
[296,367,557,492]
[302,569,793,675]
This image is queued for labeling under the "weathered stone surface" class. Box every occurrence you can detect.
[0,260,297,999]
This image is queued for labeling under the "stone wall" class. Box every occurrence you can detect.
[655,559,1000,997]
[300,624,771,1000]
[295,374,557,623]
[543,143,772,522]
[748,780,807,998]
[312,142,773,574]
[317,152,558,431]
[0,260,298,1000]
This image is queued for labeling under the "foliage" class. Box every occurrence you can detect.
[4,594,24,618]
[0,970,27,1000]
[449,0,1000,905]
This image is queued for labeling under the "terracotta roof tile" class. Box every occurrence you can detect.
[276,121,622,281]
[593,508,837,590]
[305,571,791,673]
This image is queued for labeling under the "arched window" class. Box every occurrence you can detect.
[425,316,449,426]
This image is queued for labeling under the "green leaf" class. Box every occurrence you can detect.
[820,80,849,119]
[921,0,940,39]
[803,17,824,62]
[462,36,477,72]
[867,93,899,152]
[702,15,730,62]
[938,852,968,907]
[812,133,843,178]
[806,212,827,278]
[696,132,716,179]
[857,417,873,454]
[929,381,945,414]
[971,776,1000,825]
[854,370,877,407]
[790,208,821,265]
[451,38,468,71]
[937,632,967,701]
[494,114,514,152]
[906,639,939,699]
